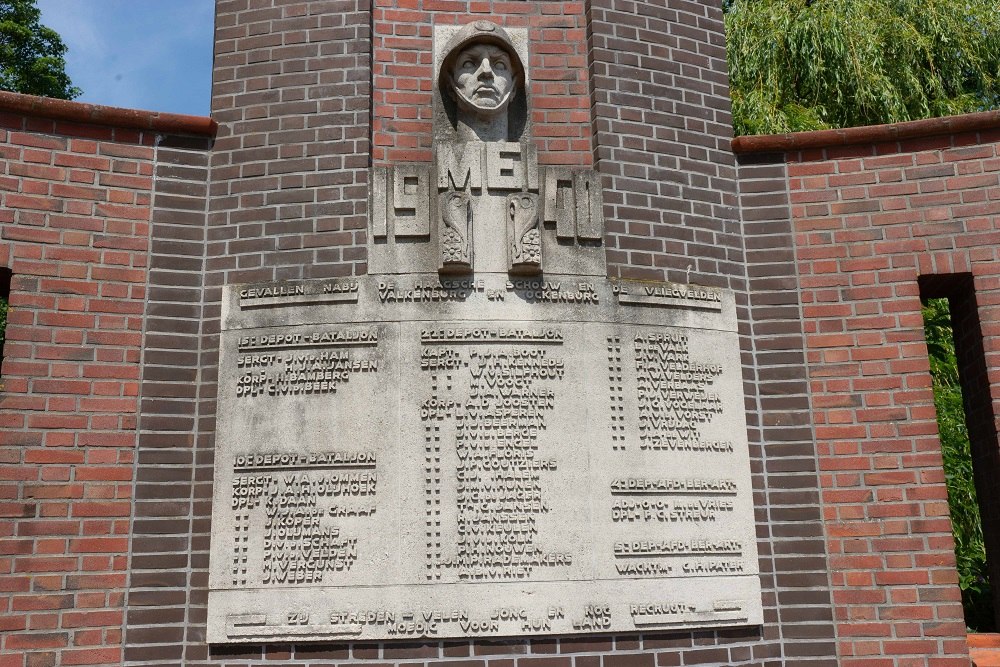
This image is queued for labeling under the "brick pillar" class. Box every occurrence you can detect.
[125,137,212,665]
[123,1,374,664]
[0,119,156,667]
[736,151,839,665]
[588,0,740,287]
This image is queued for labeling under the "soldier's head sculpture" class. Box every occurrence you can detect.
[439,20,525,142]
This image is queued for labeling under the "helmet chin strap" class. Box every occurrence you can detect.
[453,86,516,121]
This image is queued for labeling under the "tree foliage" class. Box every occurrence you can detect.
[724,0,1000,136]
[0,0,79,99]
[923,298,993,631]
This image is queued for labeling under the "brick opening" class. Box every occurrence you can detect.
[0,266,9,371]
[921,274,999,631]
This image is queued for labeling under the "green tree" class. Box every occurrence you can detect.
[724,0,1000,136]
[923,299,993,631]
[0,0,79,99]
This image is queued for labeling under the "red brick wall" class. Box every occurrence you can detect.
[123,2,840,666]
[210,0,370,281]
[777,129,1000,665]
[13,5,1000,667]
[0,118,155,666]
[591,0,741,287]
[372,0,593,166]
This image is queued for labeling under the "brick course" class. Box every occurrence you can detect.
[736,152,838,665]
[590,0,740,288]
[125,137,212,666]
[209,0,371,282]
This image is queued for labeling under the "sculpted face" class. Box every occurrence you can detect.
[449,43,516,117]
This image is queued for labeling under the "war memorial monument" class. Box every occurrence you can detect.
[207,20,760,643]
[3,2,1000,666]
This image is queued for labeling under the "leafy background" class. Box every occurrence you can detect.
[724,0,1000,136]
[924,299,992,630]
[0,0,78,100]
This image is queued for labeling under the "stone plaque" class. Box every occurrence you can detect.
[207,274,762,642]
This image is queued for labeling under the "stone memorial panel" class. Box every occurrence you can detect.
[207,274,762,642]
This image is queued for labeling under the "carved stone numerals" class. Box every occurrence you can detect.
[543,168,604,242]
[371,164,432,241]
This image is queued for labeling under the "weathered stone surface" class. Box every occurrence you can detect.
[207,274,761,643]
[506,192,541,275]
[544,168,604,243]
[369,23,606,279]
[393,164,432,238]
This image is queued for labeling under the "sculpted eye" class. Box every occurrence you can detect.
[462,60,475,69]
[495,61,508,71]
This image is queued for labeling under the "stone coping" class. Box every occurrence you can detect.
[0,90,217,136]
[969,633,1000,648]
[969,633,1000,667]
[731,109,1000,154]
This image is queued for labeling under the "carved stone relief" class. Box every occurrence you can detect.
[368,21,606,278]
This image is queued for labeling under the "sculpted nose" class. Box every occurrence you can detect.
[477,58,495,79]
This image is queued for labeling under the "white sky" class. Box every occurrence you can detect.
[37,0,214,116]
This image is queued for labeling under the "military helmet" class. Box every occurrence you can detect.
[438,20,524,96]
